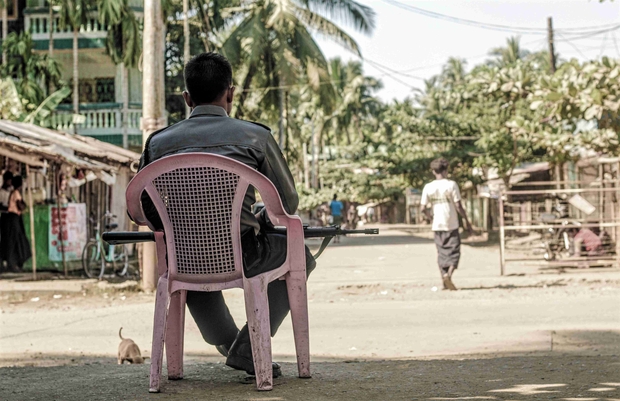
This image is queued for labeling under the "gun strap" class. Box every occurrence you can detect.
[313,236,334,260]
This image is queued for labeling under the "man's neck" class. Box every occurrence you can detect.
[195,101,228,112]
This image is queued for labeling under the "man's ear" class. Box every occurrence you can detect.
[182,91,194,108]
[226,86,234,104]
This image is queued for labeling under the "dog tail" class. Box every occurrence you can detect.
[119,327,124,340]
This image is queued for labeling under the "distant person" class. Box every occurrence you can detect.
[421,158,472,291]
[572,227,603,257]
[346,204,358,229]
[366,206,375,223]
[0,171,13,211]
[329,194,344,243]
[0,170,12,271]
[0,176,31,273]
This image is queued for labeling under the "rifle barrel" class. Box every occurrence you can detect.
[102,226,379,245]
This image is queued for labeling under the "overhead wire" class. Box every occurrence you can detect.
[381,0,620,36]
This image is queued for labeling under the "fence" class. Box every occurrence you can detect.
[498,182,620,275]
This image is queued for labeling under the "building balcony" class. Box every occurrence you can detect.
[52,103,143,150]
[24,1,143,50]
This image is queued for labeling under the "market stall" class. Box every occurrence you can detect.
[0,120,140,278]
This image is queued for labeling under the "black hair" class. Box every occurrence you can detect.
[333,194,338,200]
[430,158,449,174]
[184,52,233,105]
[2,170,12,188]
[12,175,22,190]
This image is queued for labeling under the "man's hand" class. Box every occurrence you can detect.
[465,221,474,236]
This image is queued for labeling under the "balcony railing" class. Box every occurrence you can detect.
[25,13,108,42]
[52,103,143,149]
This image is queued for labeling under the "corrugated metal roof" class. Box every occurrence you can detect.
[0,120,141,172]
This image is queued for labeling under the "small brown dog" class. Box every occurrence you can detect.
[118,327,145,364]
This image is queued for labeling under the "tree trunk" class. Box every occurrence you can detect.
[121,62,129,148]
[48,4,54,58]
[183,0,190,118]
[234,63,256,119]
[2,4,7,65]
[73,25,79,133]
[278,88,284,148]
[142,0,166,290]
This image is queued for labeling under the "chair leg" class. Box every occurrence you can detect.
[285,270,311,378]
[243,277,273,391]
[166,289,186,380]
[149,276,170,393]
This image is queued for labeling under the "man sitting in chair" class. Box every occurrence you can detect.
[136,52,316,377]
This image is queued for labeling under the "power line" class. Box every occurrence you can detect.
[613,33,620,57]
[362,59,421,89]
[556,33,589,59]
[381,0,620,36]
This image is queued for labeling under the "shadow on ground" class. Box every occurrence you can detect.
[2,330,619,401]
[2,354,618,401]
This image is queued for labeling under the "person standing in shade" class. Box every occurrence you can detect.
[0,176,31,273]
[329,194,344,243]
[421,158,472,290]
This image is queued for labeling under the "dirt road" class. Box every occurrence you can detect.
[1,225,619,400]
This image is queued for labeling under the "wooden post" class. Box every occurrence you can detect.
[142,0,166,291]
[57,196,67,277]
[614,161,620,268]
[498,194,506,276]
[26,166,37,281]
[599,164,605,232]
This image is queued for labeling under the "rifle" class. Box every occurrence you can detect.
[103,226,379,259]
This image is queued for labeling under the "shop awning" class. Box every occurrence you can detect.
[0,120,140,172]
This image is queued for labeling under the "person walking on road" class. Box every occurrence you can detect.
[421,158,472,291]
[329,194,344,243]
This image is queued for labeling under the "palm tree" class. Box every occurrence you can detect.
[58,0,92,118]
[441,57,467,87]
[221,0,375,147]
[98,0,141,148]
[327,57,381,145]
[488,36,529,68]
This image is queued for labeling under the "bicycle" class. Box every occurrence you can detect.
[82,211,132,279]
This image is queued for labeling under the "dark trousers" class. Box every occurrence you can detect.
[186,232,316,347]
[434,229,461,276]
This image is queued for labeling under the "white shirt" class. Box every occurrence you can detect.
[420,179,461,231]
[0,187,11,208]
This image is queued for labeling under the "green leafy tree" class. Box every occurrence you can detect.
[220,0,375,134]
[1,31,63,108]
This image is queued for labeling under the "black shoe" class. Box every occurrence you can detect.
[226,340,282,378]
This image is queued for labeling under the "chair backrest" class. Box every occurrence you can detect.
[126,153,290,284]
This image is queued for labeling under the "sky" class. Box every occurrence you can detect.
[314,0,620,102]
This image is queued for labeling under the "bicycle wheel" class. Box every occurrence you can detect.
[111,244,130,277]
[82,241,104,278]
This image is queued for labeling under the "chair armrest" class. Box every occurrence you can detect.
[102,231,155,245]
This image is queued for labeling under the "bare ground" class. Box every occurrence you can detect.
[1,225,619,400]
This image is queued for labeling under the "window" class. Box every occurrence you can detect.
[6,0,18,21]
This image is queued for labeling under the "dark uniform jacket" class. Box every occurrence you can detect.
[137,105,299,234]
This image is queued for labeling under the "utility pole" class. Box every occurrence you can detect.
[547,17,556,73]
[141,0,166,291]
[183,0,190,119]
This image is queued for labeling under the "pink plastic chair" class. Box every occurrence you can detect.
[126,153,310,392]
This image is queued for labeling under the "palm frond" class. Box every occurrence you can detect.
[300,0,375,34]
[294,5,361,56]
